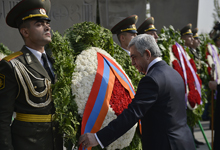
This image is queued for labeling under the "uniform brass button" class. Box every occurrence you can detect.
[34,86,37,89]
[53,127,56,131]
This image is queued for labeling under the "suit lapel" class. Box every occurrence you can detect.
[20,46,51,80]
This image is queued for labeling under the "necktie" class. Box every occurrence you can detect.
[41,53,54,83]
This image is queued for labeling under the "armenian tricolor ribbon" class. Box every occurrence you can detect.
[80,52,135,150]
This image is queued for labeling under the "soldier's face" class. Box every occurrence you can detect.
[182,35,194,47]
[215,39,220,48]
[145,31,158,42]
[121,32,137,48]
[24,19,51,46]
[192,38,200,48]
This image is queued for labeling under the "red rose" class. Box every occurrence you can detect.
[186,66,195,83]
[188,89,201,108]
[172,60,187,91]
[194,90,201,105]
[110,77,132,116]
[196,74,202,86]
[172,45,180,60]
[189,59,197,73]
[172,60,184,79]
[188,90,196,108]
[188,81,195,91]
[205,51,209,59]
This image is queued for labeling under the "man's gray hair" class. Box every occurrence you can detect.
[128,34,162,57]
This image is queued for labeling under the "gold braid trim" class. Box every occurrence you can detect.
[16,113,53,122]
[10,59,52,108]
[22,14,48,20]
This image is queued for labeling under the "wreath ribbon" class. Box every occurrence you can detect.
[80,52,135,150]
[176,42,202,104]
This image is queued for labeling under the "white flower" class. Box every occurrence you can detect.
[0,53,6,60]
[71,47,136,149]
[207,44,220,84]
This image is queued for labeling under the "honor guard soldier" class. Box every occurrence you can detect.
[137,17,159,42]
[191,28,202,74]
[213,34,220,51]
[180,23,194,48]
[0,0,63,150]
[191,28,201,60]
[111,15,138,55]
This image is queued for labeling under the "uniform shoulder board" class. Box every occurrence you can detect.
[3,51,23,62]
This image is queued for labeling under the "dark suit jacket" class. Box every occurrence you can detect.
[97,60,195,150]
[0,46,63,150]
[214,85,220,149]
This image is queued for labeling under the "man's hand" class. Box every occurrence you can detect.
[79,133,99,149]
[208,81,217,90]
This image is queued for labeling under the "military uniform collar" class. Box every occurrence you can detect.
[20,46,51,81]
[121,47,130,55]
[25,46,46,65]
[189,47,200,59]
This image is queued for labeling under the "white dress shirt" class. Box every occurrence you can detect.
[145,57,162,75]
[121,47,130,56]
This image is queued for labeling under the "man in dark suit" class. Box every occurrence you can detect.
[79,34,195,150]
[0,0,63,149]
[209,81,220,149]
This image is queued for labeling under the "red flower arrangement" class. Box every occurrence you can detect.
[186,66,195,83]
[172,60,184,79]
[188,89,201,107]
[188,81,195,91]
[172,45,180,60]
[171,44,201,109]
[190,59,197,73]
[172,60,186,90]
[110,77,132,116]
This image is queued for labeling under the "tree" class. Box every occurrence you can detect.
[213,0,220,24]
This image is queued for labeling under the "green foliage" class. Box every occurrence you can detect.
[0,43,12,55]
[157,25,184,64]
[199,33,215,60]
[187,86,207,127]
[64,22,143,90]
[48,31,81,148]
[213,0,220,24]
[197,33,216,120]
[198,33,214,85]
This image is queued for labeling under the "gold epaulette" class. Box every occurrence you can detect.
[3,51,23,62]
